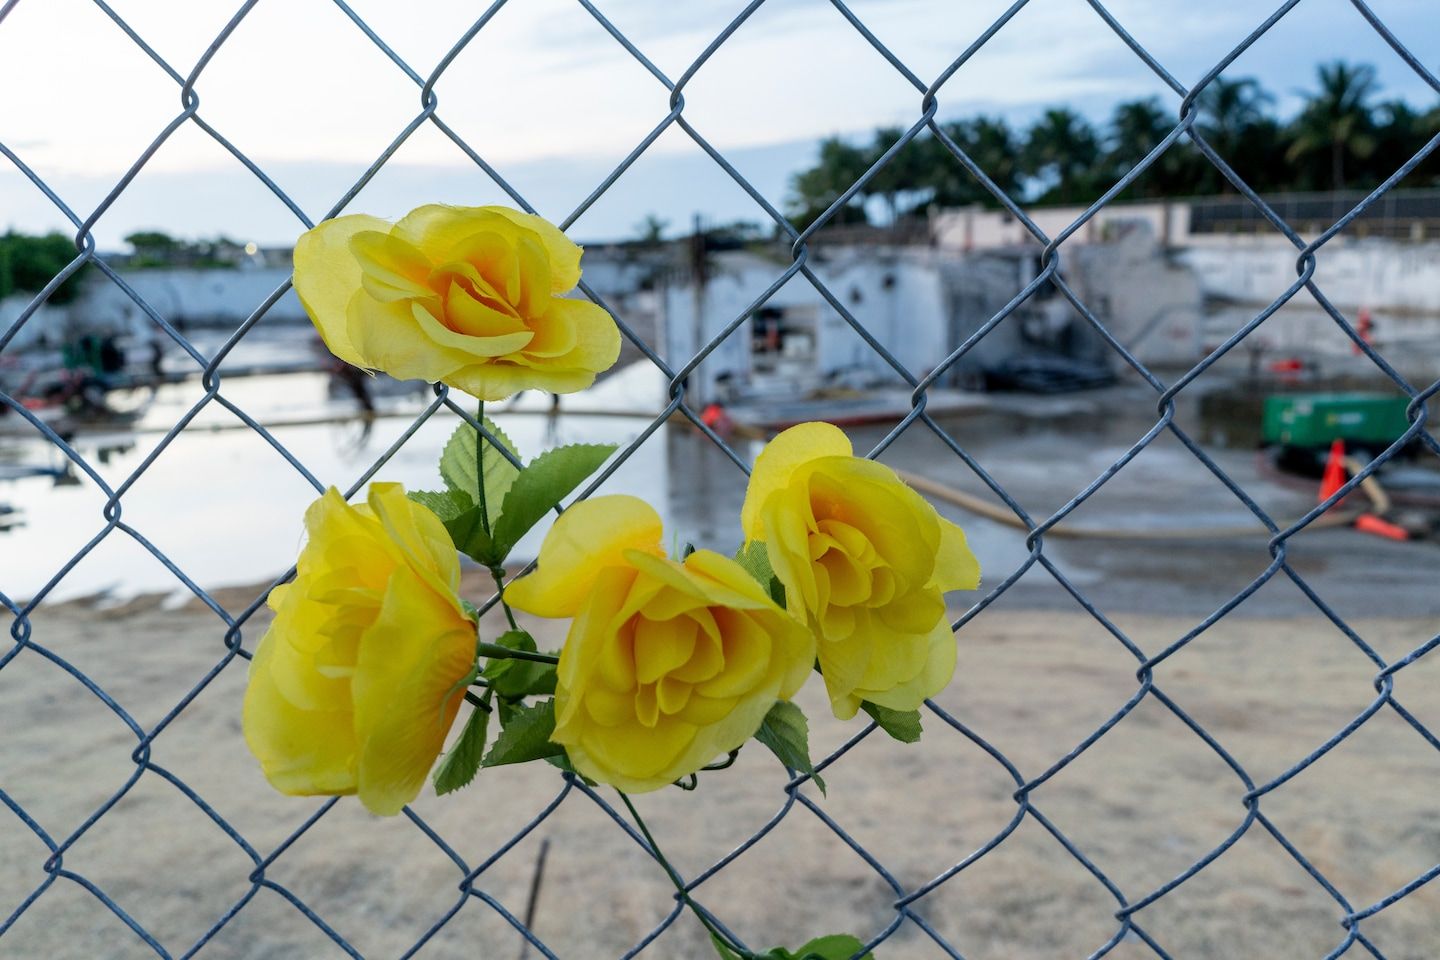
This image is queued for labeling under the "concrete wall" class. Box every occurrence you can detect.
[661,250,955,404]
[2,265,306,351]
[1180,238,1440,315]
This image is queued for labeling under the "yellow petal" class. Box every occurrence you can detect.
[436,230,520,306]
[933,516,981,592]
[349,230,433,302]
[527,297,619,369]
[439,359,599,403]
[581,686,634,727]
[366,482,464,603]
[741,421,852,540]
[409,300,534,358]
[342,294,462,383]
[395,204,582,294]
[856,623,932,692]
[570,717,696,791]
[352,566,475,816]
[679,549,782,611]
[443,281,529,339]
[513,234,552,317]
[859,615,957,713]
[485,207,582,293]
[633,615,698,685]
[694,609,771,699]
[293,214,391,368]
[816,626,873,717]
[553,565,637,730]
[242,621,358,798]
[505,495,665,618]
[875,585,947,635]
[811,464,935,585]
[759,487,821,615]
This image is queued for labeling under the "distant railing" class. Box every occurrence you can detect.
[1187,188,1440,240]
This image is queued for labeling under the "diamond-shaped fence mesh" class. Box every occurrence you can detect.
[2,0,1440,957]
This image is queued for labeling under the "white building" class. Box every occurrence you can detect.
[660,247,1110,405]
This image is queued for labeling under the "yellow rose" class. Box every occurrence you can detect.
[293,204,620,400]
[740,422,980,720]
[505,496,815,792]
[243,483,476,816]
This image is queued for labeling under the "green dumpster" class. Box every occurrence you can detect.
[1262,393,1412,449]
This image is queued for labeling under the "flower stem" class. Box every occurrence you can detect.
[475,400,491,536]
[474,399,523,632]
[618,792,750,959]
[491,566,521,631]
[475,642,559,665]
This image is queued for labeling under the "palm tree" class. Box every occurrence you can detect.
[1192,76,1276,191]
[1196,77,1273,149]
[787,137,872,230]
[633,213,669,246]
[865,126,933,223]
[1103,98,1182,196]
[1286,61,1379,190]
[1369,99,1440,186]
[926,116,1022,206]
[1023,108,1101,203]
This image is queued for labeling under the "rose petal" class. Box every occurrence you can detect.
[349,230,433,302]
[293,214,392,368]
[740,421,852,540]
[505,496,665,618]
[242,628,359,798]
[352,566,476,816]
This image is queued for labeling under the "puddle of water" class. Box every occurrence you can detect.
[0,362,760,603]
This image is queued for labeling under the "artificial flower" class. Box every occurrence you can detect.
[243,483,475,815]
[293,204,620,400]
[740,422,980,720]
[506,496,814,792]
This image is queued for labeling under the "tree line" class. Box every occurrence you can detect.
[788,61,1440,229]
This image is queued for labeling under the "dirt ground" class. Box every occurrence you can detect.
[3,569,1439,960]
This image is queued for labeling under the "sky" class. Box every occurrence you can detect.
[1,0,1438,249]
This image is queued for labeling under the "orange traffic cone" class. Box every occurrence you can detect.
[1317,439,1347,503]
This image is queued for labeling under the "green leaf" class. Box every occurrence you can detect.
[407,487,472,522]
[490,443,618,556]
[734,541,786,608]
[433,703,489,795]
[441,506,501,567]
[482,698,565,767]
[440,417,521,520]
[482,630,558,699]
[861,701,922,744]
[753,701,825,794]
[763,934,873,959]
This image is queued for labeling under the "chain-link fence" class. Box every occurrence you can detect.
[3,0,1440,957]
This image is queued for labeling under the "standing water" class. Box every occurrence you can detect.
[0,361,753,603]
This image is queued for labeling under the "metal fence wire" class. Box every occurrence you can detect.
[3,0,1440,957]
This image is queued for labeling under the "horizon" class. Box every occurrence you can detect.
[2,0,1438,248]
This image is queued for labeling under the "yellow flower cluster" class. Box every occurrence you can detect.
[243,205,980,812]
[506,424,979,789]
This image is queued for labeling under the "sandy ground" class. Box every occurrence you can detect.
[3,570,1439,960]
